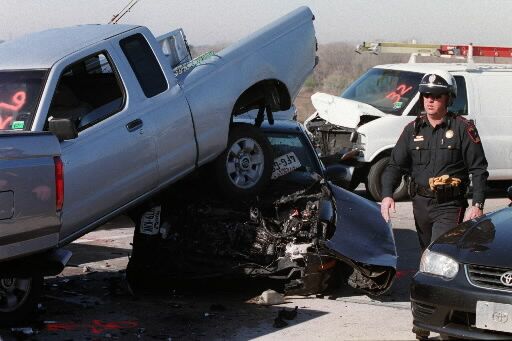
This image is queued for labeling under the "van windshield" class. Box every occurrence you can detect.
[0,70,47,131]
[341,68,423,115]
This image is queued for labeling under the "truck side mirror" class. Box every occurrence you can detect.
[48,118,78,141]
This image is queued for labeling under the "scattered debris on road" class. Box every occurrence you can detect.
[257,289,285,305]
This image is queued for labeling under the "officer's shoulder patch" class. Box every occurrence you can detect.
[466,125,481,143]
[455,115,474,127]
[455,116,480,143]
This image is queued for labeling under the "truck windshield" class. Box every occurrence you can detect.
[341,68,423,115]
[0,70,47,131]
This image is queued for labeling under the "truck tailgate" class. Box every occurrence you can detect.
[0,132,62,262]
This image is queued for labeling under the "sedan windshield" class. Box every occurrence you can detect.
[0,70,47,131]
[341,68,423,115]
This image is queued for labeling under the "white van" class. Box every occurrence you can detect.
[305,62,512,200]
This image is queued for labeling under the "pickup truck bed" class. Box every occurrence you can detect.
[0,132,61,261]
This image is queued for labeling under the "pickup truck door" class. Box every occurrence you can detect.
[45,48,159,242]
[114,31,196,187]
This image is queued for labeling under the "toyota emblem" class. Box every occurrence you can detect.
[500,271,512,286]
[493,312,509,324]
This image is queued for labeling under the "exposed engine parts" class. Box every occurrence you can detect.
[127,178,397,296]
[128,181,338,295]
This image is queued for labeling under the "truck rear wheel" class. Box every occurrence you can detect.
[367,156,409,202]
[0,275,42,326]
[215,123,273,198]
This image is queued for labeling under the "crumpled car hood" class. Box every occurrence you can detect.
[311,92,387,128]
[325,184,397,294]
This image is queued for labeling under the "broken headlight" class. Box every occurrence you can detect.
[419,249,459,279]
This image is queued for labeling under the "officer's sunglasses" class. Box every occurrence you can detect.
[423,93,445,100]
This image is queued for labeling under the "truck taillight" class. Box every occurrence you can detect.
[54,156,64,211]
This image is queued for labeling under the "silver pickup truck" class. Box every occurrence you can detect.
[0,7,317,323]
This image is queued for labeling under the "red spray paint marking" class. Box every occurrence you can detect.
[385,84,413,103]
[0,116,13,129]
[0,91,26,111]
[0,91,26,129]
[395,269,417,279]
[46,320,139,334]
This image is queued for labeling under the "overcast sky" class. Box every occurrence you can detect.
[2,0,512,47]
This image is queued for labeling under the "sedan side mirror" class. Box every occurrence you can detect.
[48,118,78,141]
[324,164,351,189]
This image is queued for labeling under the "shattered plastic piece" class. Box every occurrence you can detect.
[278,306,298,320]
[11,327,37,336]
[258,289,285,305]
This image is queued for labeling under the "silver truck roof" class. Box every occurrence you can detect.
[0,24,139,70]
[375,62,512,73]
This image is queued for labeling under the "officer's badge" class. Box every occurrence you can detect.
[428,74,436,83]
[467,125,481,143]
[445,130,454,139]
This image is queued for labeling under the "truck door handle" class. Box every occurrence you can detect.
[126,119,143,132]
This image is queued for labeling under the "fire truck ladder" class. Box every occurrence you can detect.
[356,41,512,63]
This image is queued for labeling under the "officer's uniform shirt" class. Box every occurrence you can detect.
[382,112,488,205]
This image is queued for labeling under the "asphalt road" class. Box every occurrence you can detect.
[0,188,509,341]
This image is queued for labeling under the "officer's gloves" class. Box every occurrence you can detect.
[429,175,461,191]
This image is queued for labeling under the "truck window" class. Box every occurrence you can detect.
[449,76,468,115]
[119,33,168,98]
[341,68,423,115]
[0,70,46,131]
[47,52,125,131]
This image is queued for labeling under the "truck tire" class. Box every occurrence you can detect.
[0,275,43,326]
[215,123,273,198]
[367,156,409,202]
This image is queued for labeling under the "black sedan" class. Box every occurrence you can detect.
[411,187,512,340]
[126,119,397,296]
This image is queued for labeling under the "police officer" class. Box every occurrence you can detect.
[380,70,488,251]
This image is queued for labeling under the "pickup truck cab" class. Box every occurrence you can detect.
[306,61,512,201]
[0,7,317,323]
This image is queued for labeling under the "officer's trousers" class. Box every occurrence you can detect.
[412,194,467,251]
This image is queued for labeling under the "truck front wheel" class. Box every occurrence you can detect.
[215,123,273,198]
[367,156,409,202]
[0,275,42,326]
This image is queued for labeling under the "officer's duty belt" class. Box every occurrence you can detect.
[414,184,464,203]
[415,185,435,198]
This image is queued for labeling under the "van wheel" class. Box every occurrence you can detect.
[0,275,43,326]
[367,156,409,202]
[215,123,273,198]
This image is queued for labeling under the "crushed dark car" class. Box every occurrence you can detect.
[411,187,512,340]
[126,120,397,296]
